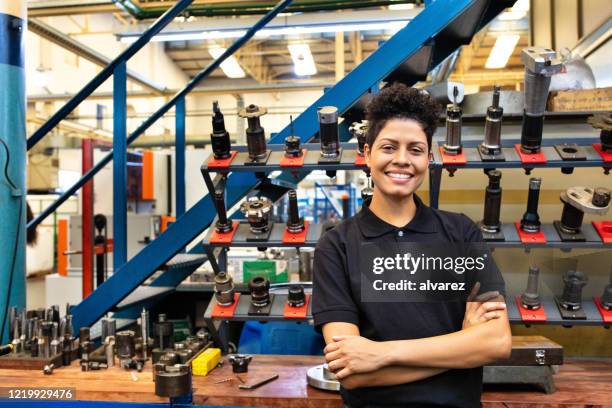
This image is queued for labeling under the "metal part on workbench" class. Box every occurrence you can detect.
[153,314,174,351]
[155,364,192,398]
[307,364,340,391]
[238,373,279,390]
[229,354,252,373]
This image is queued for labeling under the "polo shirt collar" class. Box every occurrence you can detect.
[357,194,437,237]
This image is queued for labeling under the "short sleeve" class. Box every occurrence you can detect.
[460,214,506,298]
[312,231,359,333]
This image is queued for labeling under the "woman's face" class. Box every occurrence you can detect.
[364,118,430,199]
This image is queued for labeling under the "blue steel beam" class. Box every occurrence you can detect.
[176,97,186,218]
[71,0,506,330]
[113,62,128,270]
[26,0,193,151]
[28,0,294,232]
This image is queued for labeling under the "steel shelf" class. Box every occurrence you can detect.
[430,141,610,170]
[203,222,324,248]
[507,297,609,327]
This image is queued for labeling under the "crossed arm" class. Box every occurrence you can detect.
[322,294,512,390]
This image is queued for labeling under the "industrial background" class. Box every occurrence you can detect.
[0,0,611,406]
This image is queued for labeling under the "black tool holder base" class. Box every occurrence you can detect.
[553,221,586,242]
[477,146,506,162]
[244,150,272,166]
[245,225,273,242]
[248,295,275,316]
[318,148,343,164]
[554,297,587,320]
[554,143,587,161]
[478,222,506,241]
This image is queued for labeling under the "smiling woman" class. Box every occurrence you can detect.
[311,82,511,408]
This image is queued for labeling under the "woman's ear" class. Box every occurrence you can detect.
[364,143,371,167]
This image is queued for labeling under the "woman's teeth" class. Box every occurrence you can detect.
[387,172,413,179]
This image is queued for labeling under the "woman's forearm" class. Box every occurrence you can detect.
[383,320,512,369]
[341,366,448,390]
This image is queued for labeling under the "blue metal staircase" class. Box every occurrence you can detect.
[26,0,514,331]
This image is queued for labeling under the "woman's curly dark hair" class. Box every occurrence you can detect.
[365,82,441,150]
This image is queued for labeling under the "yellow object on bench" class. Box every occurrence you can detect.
[192,348,222,376]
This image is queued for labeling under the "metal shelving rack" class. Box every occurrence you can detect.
[199,135,611,327]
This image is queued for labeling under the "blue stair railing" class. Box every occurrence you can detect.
[70,0,513,330]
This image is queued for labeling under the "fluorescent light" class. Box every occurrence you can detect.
[485,34,520,69]
[208,46,246,78]
[498,0,529,20]
[119,21,409,43]
[498,10,526,20]
[288,44,317,76]
[388,3,415,10]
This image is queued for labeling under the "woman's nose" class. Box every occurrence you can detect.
[392,149,411,165]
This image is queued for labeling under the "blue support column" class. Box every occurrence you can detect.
[0,1,26,343]
[175,97,186,218]
[113,62,127,270]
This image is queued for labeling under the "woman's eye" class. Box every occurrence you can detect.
[381,145,395,151]
[411,148,424,154]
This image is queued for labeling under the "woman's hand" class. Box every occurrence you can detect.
[463,282,507,329]
[324,335,387,380]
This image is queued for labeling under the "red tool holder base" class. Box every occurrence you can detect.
[514,144,547,164]
[207,150,238,168]
[209,221,240,244]
[283,294,310,319]
[514,296,547,322]
[354,154,367,167]
[593,143,612,163]
[593,297,612,323]
[279,149,307,167]
[592,221,612,243]
[438,147,467,165]
[282,221,309,244]
[211,293,241,318]
[514,222,547,244]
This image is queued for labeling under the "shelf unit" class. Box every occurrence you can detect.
[199,137,611,327]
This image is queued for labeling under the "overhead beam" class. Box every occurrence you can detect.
[28,18,165,94]
[27,82,332,102]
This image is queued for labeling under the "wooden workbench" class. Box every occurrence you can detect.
[0,356,610,407]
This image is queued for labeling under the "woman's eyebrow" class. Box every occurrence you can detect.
[377,137,398,143]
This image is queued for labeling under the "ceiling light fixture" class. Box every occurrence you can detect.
[208,46,246,78]
[288,44,317,76]
[119,21,409,43]
[485,34,520,69]
[498,0,530,20]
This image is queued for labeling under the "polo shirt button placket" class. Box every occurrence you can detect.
[397,230,404,238]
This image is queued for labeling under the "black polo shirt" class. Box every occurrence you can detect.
[312,194,506,408]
